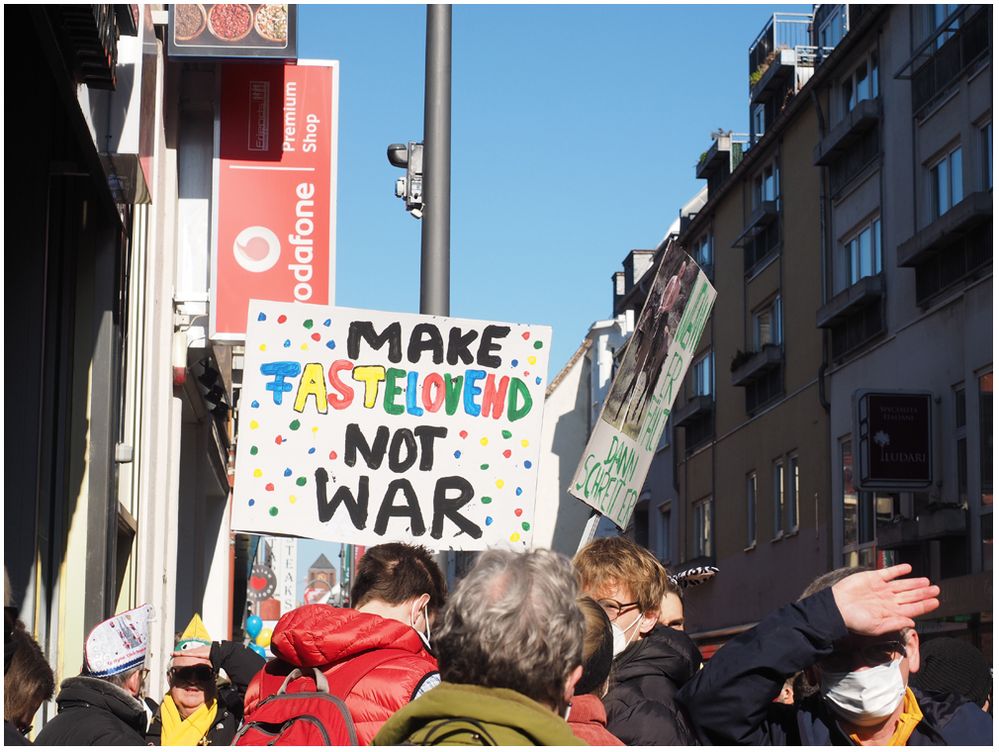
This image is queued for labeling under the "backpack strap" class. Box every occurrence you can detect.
[277,666,329,694]
[328,649,418,699]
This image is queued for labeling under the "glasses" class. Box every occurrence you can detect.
[17,724,32,736]
[596,598,641,620]
[821,639,907,672]
[168,664,215,685]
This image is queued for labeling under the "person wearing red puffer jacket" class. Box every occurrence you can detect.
[244,543,446,745]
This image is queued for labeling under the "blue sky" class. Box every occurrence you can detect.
[301,3,810,371]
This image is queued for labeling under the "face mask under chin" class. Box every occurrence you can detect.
[820,657,906,727]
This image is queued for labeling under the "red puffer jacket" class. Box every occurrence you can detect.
[244,605,438,745]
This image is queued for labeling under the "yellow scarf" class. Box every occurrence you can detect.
[160,694,218,746]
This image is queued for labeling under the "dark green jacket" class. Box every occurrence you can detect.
[373,682,587,746]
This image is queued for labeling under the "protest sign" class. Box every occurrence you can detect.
[569,240,716,529]
[232,300,551,550]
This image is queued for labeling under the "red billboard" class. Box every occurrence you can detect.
[211,61,338,340]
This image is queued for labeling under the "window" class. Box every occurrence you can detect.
[982,122,992,190]
[773,459,785,537]
[753,296,782,350]
[841,52,880,115]
[788,455,800,531]
[657,502,672,564]
[829,126,879,195]
[747,473,757,547]
[753,162,780,208]
[931,146,963,218]
[933,4,960,48]
[837,217,882,293]
[752,104,766,141]
[817,5,846,49]
[690,352,714,398]
[692,234,712,268]
[693,497,713,558]
[841,438,887,566]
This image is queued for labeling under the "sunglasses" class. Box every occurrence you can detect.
[168,664,215,685]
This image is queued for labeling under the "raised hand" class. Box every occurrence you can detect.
[831,563,940,636]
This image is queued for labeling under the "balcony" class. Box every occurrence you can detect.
[897,191,992,267]
[816,274,884,329]
[732,201,779,247]
[731,344,783,387]
[751,47,796,104]
[696,135,732,180]
[748,12,812,97]
[673,394,714,428]
[814,98,881,166]
[876,506,967,549]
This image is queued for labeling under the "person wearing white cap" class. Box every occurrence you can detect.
[35,604,153,746]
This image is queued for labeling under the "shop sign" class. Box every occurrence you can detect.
[211,61,338,340]
[855,391,933,489]
[168,4,297,59]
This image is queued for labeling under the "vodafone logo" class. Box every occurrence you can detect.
[233,226,281,273]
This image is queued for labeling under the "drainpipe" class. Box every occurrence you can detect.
[810,89,832,414]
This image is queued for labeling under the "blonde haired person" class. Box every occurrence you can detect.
[574,536,702,746]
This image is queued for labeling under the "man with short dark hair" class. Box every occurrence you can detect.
[35,605,153,746]
[677,564,993,745]
[244,542,445,744]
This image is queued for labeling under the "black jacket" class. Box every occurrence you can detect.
[5,720,31,745]
[145,640,264,746]
[677,587,994,745]
[34,676,147,746]
[603,624,701,746]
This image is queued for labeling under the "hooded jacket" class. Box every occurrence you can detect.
[244,605,438,745]
[372,682,587,746]
[34,676,147,746]
[603,623,701,746]
[676,587,993,745]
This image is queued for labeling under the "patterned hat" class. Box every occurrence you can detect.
[174,613,212,652]
[669,565,719,590]
[84,604,153,678]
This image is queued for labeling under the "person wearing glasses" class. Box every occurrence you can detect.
[573,536,702,746]
[35,604,154,745]
[145,614,264,746]
[677,565,993,745]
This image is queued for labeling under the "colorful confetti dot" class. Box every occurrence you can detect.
[459,431,468,439]
[303,319,314,329]
[308,447,316,454]
[275,435,284,445]
[485,516,494,526]
[326,340,336,350]
[289,419,301,430]
[480,437,489,446]
[251,400,260,408]
[277,315,287,324]
[300,343,308,351]
[521,331,531,340]
[481,496,492,504]
[283,468,292,477]
[250,446,259,455]
[323,318,331,327]
[511,359,519,367]
[514,508,523,517]
[522,522,531,531]
[265,483,275,491]
[296,477,307,487]
[259,344,267,352]
[311,332,321,341]
[248,498,256,506]
[502,449,512,458]
[329,450,338,460]
[510,533,521,543]
[250,420,259,430]
[524,460,533,469]
[501,430,512,439]
[480,463,489,470]
[528,356,537,365]
[289,495,296,504]
[521,439,529,448]
[257,313,266,321]
[535,377,542,385]
[453,450,461,459]
[533,341,544,350]
[269,506,279,516]
[253,469,263,478]
[516,487,523,496]
[496,479,505,489]
[283,339,291,348]
[523,371,530,377]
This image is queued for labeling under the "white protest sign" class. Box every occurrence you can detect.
[569,240,716,529]
[232,301,552,550]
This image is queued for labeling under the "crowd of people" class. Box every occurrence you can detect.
[4,538,993,746]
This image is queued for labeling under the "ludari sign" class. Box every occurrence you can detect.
[569,240,716,529]
[231,301,551,550]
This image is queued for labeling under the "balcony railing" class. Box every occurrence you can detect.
[749,12,813,86]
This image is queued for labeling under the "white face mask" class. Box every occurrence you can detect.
[611,612,644,657]
[820,657,906,726]
[410,603,431,648]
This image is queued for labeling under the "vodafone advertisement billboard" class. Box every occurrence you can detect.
[211,60,339,340]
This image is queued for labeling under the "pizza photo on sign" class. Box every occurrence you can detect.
[171,3,291,51]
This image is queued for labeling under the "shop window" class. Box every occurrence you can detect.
[747,473,757,548]
[930,145,964,219]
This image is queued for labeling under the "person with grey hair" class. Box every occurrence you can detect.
[373,549,587,745]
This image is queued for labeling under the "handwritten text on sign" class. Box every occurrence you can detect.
[232,301,551,550]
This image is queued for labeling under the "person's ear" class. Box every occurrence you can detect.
[904,628,920,674]
[563,664,583,703]
[638,610,659,635]
[126,669,143,698]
